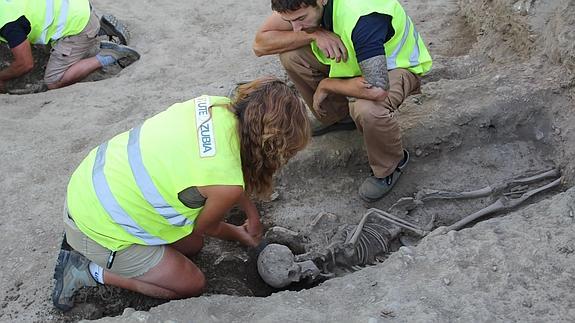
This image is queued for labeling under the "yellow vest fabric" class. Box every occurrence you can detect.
[311,0,432,77]
[0,0,90,45]
[67,96,244,251]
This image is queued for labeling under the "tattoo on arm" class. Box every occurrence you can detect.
[359,55,390,91]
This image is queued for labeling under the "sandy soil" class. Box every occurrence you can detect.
[1,0,574,322]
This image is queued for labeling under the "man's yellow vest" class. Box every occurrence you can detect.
[311,0,432,78]
[0,0,90,45]
[67,96,245,251]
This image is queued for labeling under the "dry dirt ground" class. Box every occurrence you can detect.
[1,0,574,322]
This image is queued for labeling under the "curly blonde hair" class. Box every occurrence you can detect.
[230,77,310,200]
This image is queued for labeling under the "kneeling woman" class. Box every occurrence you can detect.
[53,77,310,311]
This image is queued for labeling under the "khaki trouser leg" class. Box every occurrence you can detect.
[349,68,421,178]
[279,46,349,125]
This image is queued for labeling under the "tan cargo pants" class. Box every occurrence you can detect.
[279,46,421,178]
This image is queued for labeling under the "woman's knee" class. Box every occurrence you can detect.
[178,269,206,298]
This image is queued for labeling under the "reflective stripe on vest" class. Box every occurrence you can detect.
[52,0,70,40]
[39,0,56,44]
[92,142,167,245]
[388,16,421,70]
[127,125,193,227]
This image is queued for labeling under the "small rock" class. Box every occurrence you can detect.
[492,265,498,272]
[399,246,413,256]
[447,230,457,243]
[415,148,423,157]
[443,278,451,286]
[270,191,280,201]
[131,311,152,322]
[122,307,136,316]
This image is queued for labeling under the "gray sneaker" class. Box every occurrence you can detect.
[52,249,97,311]
[98,14,131,45]
[99,41,140,68]
[359,149,410,202]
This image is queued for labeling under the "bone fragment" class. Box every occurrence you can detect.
[416,168,560,201]
[444,177,561,232]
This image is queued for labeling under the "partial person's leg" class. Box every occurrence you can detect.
[45,10,101,89]
[350,68,421,201]
[279,46,349,126]
[350,99,404,177]
[57,214,206,310]
[102,246,205,299]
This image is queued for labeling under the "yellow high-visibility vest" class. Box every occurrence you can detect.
[0,0,90,45]
[311,0,432,77]
[67,96,244,251]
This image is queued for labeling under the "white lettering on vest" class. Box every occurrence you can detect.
[195,96,216,157]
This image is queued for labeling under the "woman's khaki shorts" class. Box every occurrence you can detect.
[63,209,165,278]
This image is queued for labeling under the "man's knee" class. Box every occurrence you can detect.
[279,47,309,71]
[351,99,393,124]
[279,49,297,70]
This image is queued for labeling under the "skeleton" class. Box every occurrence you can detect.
[257,168,562,288]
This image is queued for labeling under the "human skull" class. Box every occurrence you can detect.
[257,243,319,288]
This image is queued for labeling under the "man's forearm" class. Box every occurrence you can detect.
[0,56,34,82]
[253,30,314,56]
[320,77,388,101]
[0,64,27,82]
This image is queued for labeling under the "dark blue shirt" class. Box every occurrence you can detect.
[0,15,31,48]
[322,0,394,62]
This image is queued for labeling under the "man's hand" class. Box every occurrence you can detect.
[311,29,348,63]
[313,77,389,112]
[352,76,388,101]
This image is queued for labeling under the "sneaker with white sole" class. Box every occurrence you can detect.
[99,41,140,68]
[359,149,410,202]
[52,249,97,311]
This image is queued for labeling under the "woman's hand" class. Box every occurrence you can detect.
[238,192,263,243]
[243,218,263,243]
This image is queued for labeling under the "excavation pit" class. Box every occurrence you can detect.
[0,42,123,95]
[54,83,564,321]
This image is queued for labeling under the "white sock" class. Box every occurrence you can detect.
[89,261,105,284]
